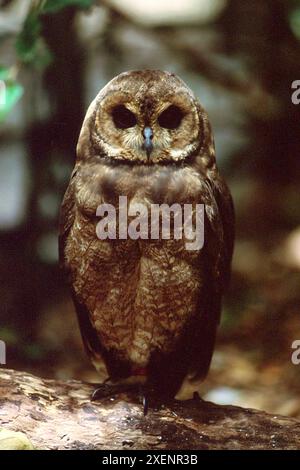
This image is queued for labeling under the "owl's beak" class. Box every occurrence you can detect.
[142,127,153,158]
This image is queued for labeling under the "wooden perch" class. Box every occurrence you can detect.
[0,368,300,450]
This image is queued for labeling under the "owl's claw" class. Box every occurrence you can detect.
[91,384,113,401]
[91,382,138,401]
[139,385,165,415]
[142,391,149,416]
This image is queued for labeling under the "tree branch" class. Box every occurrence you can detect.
[0,369,300,450]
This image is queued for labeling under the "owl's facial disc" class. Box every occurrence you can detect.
[92,75,202,164]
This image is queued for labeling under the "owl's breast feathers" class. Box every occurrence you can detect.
[59,158,234,396]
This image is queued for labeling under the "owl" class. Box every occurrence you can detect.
[59,70,234,411]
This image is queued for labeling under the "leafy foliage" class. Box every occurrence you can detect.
[15,10,53,68]
[0,67,23,123]
[1,0,95,122]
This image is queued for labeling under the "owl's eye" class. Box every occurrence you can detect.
[158,105,184,130]
[112,105,137,129]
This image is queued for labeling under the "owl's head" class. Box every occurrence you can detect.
[77,70,214,165]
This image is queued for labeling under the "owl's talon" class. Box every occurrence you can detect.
[91,384,113,401]
[142,394,149,416]
[91,382,136,401]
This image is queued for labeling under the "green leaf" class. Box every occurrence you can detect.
[0,66,11,81]
[15,11,41,63]
[42,0,94,14]
[15,10,53,69]
[0,79,24,123]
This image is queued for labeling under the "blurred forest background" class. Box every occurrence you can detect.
[1,0,300,418]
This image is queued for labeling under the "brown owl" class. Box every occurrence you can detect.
[59,70,234,411]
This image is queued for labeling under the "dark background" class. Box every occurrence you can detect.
[1,0,300,417]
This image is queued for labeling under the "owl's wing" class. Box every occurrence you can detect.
[148,172,234,396]
[59,167,132,378]
[58,166,78,267]
[189,172,234,380]
[205,173,235,293]
[58,166,105,366]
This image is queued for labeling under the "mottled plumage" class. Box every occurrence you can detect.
[59,70,234,399]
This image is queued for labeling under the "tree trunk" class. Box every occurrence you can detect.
[0,368,300,450]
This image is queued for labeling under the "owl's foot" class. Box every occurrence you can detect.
[91,382,164,416]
